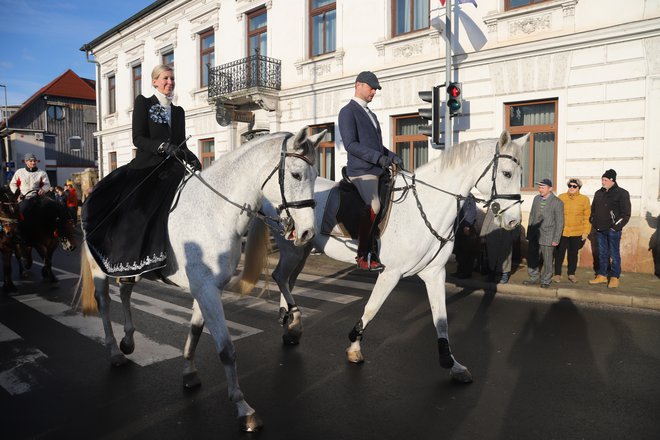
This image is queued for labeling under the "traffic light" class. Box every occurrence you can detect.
[447,82,462,117]
[418,85,441,146]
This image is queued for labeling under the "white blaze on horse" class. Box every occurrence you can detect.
[242,130,527,383]
[75,127,324,432]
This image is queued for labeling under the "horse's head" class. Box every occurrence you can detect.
[474,130,528,230]
[263,127,324,246]
[0,186,20,238]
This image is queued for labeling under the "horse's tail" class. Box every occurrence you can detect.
[73,244,99,316]
[232,220,271,295]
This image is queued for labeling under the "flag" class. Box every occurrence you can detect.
[440,0,478,6]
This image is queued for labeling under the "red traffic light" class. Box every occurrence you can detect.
[447,83,461,98]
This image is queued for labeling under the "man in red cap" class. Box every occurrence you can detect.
[589,169,631,288]
[338,71,403,271]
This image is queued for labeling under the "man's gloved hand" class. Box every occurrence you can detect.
[378,155,393,168]
[392,155,403,168]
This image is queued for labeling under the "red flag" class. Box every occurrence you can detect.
[440,0,446,5]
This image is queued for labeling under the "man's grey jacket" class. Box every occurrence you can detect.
[526,192,564,246]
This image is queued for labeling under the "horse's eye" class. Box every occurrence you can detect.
[291,172,302,181]
[503,171,512,178]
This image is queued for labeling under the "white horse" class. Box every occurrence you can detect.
[241,130,527,383]
[76,127,326,432]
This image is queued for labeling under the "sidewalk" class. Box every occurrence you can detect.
[266,251,660,312]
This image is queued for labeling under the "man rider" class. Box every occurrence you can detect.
[338,71,403,271]
[10,152,51,218]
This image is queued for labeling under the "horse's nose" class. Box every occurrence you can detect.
[297,228,315,246]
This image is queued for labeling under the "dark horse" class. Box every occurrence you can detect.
[0,186,21,293]
[0,187,77,293]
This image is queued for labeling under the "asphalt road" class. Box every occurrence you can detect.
[2,245,660,440]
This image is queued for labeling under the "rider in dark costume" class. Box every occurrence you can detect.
[82,64,201,279]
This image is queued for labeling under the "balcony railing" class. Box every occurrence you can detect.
[208,54,281,102]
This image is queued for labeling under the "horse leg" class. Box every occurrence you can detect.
[17,245,31,277]
[273,244,310,345]
[2,248,17,294]
[41,240,59,283]
[94,275,128,366]
[346,269,401,363]
[182,299,204,389]
[118,280,136,355]
[192,281,262,432]
[418,265,473,383]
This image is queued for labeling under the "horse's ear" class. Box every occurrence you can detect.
[291,126,309,151]
[499,130,512,148]
[307,129,326,152]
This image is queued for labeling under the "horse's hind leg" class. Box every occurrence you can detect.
[346,269,401,363]
[182,299,204,389]
[2,248,17,294]
[418,265,472,383]
[274,244,310,345]
[40,241,58,283]
[94,275,128,366]
[118,280,136,355]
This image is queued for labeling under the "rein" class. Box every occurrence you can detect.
[391,141,522,263]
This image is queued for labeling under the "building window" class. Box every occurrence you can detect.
[393,114,428,171]
[506,0,549,11]
[199,29,215,88]
[309,124,335,180]
[199,138,215,169]
[162,49,174,68]
[505,99,558,190]
[392,0,429,37]
[248,7,267,56]
[47,105,65,121]
[108,75,116,114]
[109,151,117,171]
[310,0,336,57]
[132,64,142,101]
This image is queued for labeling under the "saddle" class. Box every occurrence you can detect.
[321,167,395,239]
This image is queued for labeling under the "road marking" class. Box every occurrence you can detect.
[0,323,49,396]
[14,294,181,367]
[242,276,363,304]
[108,285,263,341]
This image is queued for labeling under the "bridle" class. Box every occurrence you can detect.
[393,139,523,261]
[260,134,317,236]
[177,133,316,237]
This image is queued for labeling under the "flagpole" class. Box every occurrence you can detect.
[444,0,452,149]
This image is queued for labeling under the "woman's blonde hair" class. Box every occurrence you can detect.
[151,64,174,84]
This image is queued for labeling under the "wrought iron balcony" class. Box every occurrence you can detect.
[208,53,281,111]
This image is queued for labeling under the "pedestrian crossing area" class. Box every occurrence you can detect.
[0,261,373,396]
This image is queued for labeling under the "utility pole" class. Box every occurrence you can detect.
[444,0,453,149]
[0,84,10,183]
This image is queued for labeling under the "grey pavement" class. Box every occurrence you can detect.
[265,251,660,312]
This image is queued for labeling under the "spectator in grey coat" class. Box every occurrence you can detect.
[523,178,564,288]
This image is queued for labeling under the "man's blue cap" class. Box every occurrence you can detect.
[536,178,553,187]
[356,71,381,90]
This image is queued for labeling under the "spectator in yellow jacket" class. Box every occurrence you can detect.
[553,178,591,283]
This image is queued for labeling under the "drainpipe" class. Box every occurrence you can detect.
[82,45,104,178]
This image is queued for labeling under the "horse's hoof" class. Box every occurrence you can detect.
[282,333,300,345]
[450,368,473,383]
[346,349,364,364]
[110,353,128,367]
[120,338,135,355]
[239,413,263,432]
[183,372,201,389]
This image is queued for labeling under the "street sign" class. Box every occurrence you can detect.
[232,110,255,124]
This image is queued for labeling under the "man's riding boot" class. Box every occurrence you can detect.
[356,207,384,271]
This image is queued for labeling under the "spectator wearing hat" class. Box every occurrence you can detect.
[554,178,591,283]
[589,169,631,288]
[523,178,564,288]
[9,153,51,216]
[338,71,403,271]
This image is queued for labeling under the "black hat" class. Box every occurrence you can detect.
[536,178,553,187]
[356,71,381,90]
[602,169,617,181]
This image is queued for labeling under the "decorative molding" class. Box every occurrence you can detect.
[154,24,179,50]
[374,29,437,58]
[392,42,424,58]
[295,49,344,74]
[308,62,332,77]
[509,14,552,35]
[189,4,220,39]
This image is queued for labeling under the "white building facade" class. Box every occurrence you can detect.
[82,0,660,273]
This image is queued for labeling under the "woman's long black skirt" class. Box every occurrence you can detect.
[82,159,184,277]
